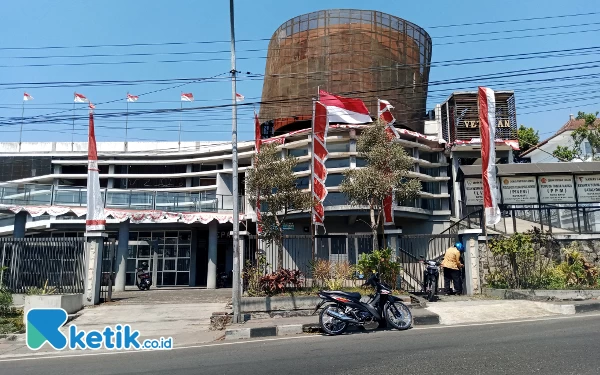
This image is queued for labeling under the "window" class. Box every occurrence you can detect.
[293,162,310,172]
[325,158,350,169]
[288,148,308,157]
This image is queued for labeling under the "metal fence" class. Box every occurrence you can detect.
[0,237,86,294]
[244,232,460,293]
[100,240,117,302]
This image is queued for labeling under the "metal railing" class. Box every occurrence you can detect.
[0,237,86,294]
[0,183,244,213]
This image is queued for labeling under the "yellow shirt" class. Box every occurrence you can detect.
[441,247,463,270]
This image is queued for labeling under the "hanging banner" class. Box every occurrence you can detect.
[575,174,600,203]
[501,176,538,204]
[538,176,575,203]
[464,178,500,206]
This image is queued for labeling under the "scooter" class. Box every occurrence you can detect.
[420,256,440,302]
[136,263,152,290]
[313,273,412,335]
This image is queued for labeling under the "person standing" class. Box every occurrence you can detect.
[441,242,465,295]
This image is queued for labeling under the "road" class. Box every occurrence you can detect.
[2,314,600,375]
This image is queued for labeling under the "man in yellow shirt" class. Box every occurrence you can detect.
[440,242,464,295]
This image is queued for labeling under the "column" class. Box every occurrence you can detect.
[13,212,27,238]
[207,220,218,289]
[83,233,106,306]
[439,152,450,211]
[114,220,130,292]
[107,164,115,188]
[451,152,462,219]
[459,229,482,296]
[186,164,192,188]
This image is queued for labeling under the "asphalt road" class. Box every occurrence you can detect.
[3,314,600,375]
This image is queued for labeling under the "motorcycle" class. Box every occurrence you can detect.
[217,271,229,288]
[313,273,412,335]
[135,264,152,291]
[420,256,440,302]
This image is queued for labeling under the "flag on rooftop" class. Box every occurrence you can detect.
[74,93,88,103]
[127,94,139,102]
[318,90,372,124]
[23,92,34,101]
[235,93,245,102]
[181,93,194,102]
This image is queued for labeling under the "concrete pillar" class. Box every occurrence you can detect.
[107,164,115,189]
[189,230,198,286]
[450,152,462,219]
[114,220,130,292]
[207,220,218,289]
[83,233,107,306]
[186,164,192,188]
[13,212,27,238]
[439,153,450,212]
[459,229,482,296]
[217,160,233,211]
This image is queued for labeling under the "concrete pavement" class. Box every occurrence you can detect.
[2,313,600,374]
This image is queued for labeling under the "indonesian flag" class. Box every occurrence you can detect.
[88,102,96,110]
[378,99,395,125]
[181,93,194,102]
[86,108,106,232]
[379,102,399,226]
[236,93,245,102]
[312,101,329,230]
[319,90,372,124]
[478,87,501,226]
[23,92,34,101]
[254,112,262,233]
[74,93,88,103]
[127,94,139,102]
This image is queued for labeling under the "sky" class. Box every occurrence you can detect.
[1,0,599,145]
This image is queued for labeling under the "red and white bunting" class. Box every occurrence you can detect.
[180,93,194,102]
[235,93,245,102]
[127,94,139,102]
[254,112,262,233]
[86,110,106,232]
[23,92,34,101]
[378,99,396,125]
[74,93,88,103]
[312,101,329,230]
[478,87,501,226]
[319,90,372,124]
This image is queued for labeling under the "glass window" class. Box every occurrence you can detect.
[356,158,368,167]
[164,259,176,271]
[324,192,348,206]
[176,273,189,286]
[327,142,350,153]
[325,174,345,187]
[162,272,176,285]
[289,148,308,157]
[325,158,350,169]
[293,162,310,172]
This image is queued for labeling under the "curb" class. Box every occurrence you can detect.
[224,310,440,340]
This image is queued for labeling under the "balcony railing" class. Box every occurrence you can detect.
[0,184,244,213]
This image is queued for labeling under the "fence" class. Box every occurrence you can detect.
[244,232,460,293]
[100,240,117,302]
[0,237,86,294]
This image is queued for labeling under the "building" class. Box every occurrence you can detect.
[521,114,600,163]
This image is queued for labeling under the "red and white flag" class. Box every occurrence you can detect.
[378,99,399,226]
[23,92,34,101]
[312,101,329,230]
[88,102,96,110]
[235,93,245,102]
[378,99,396,125]
[254,112,262,233]
[181,93,194,102]
[127,94,139,102]
[86,109,106,232]
[478,87,501,226]
[74,92,88,103]
[319,90,372,124]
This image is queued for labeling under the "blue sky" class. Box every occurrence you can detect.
[1,0,599,144]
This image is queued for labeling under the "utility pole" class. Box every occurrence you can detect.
[229,0,242,324]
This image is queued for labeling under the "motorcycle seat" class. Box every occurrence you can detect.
[324,291,361,300]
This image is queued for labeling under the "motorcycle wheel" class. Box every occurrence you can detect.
[427,279,435,302]
[319,304,348,335]
[137,284,144,291]
[384,302,412,331]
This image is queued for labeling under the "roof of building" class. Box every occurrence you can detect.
[520,116,600,157]
[458,162,600,180]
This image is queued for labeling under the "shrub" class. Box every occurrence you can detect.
[310,259,356,290]
[243,254,269,297]
[356,248,402,288]
[25,279,56,295]
[259,268,303,295]
[310,259,332,288]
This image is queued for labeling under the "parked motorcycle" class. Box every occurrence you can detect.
[420,256,440,302]
[313,273,412,335]
[136,262,152,291]
[217,271,229,288]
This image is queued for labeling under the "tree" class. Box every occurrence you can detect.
[246,143,313,269]
[517,125,539,153]
[552,111,600,162]
[340,121,421,250]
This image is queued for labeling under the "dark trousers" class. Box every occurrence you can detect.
[443,267,462,295]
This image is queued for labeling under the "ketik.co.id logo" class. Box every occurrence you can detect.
[26,308,173,351]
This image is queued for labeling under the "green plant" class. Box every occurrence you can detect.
[310,259,332,288]
[0,284,24,335]
[554,242,598,288]
[356,248,402,288]
[326,261,355,291]
[25,279,56,295]
[259,268,303,295]
[243,254,269,297]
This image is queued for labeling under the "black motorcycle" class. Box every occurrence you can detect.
[135,263,152,291]
[420,256,440,302]
[313,273,412,335]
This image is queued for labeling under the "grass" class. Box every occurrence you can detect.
[0,308,24,334]
[258,285,409,297]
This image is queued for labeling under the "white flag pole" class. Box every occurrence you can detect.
[178,95,183,151]
[19,100,25,152]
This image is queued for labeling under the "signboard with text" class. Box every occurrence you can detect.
[538,176,575,203]
[501,176,538,204]
[464,178,501,206]
[576,174,600,203]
